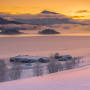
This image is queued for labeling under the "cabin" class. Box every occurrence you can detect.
[54,53,60,59]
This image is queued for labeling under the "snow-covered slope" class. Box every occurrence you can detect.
[0,66,90,90]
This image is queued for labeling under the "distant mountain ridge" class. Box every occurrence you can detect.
[0,17,22,24]
[0,10,89,25]
[15,18,87,25]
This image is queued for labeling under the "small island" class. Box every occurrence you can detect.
[0,27,21,35]
[39,29,60,34]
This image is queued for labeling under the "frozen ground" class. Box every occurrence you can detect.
[0,36,90,58]
[0,65,90,90]
[0,36,90,89]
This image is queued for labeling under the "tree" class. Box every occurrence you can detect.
[9,63,22,80]
[33,62,43,76]
[47,56,60,73]
[0,60,8,82]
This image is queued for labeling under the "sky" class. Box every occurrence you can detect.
[0,0,90,19]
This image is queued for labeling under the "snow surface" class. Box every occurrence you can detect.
[0,36,90,90]
[0,65,90,90]
[0,36,90,58]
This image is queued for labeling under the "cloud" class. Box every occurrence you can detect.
[72,16,85,18]
[76,10,90,13]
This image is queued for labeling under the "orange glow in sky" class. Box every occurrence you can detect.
[0,0,90,19]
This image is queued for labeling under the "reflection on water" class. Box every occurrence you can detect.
[0,56,90,83]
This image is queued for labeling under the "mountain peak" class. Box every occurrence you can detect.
[41,10,59,14]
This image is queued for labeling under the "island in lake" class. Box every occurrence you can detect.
[39,29,60,34]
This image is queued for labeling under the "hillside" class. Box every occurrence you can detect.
[0,66,90,90]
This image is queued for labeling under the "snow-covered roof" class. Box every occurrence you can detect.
[11,55,48,60]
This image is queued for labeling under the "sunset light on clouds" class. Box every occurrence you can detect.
[1,0,90,90]
[0,0,90,19]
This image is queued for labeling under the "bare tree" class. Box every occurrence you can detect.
[33,62,43,76]
[64,59,76,70]
[0,60,8,82]
[47,56,60,73]
[9,63,22,80]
